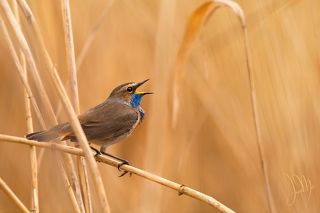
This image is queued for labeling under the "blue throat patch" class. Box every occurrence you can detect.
[130,93,144,108]
[130,94,145,120]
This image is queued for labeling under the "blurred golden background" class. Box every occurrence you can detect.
[0,0,319,212]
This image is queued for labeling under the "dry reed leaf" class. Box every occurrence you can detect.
[172,1,276,212]
[172,0,245,126]
[215,0,245,27]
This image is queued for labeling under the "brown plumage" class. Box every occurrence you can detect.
[26,79,151,156]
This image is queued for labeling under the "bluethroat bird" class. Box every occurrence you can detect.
[27,79,151,175]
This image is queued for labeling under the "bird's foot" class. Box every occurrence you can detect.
[90,146,103,162]
[100,151,132,177]
[117,161,131,177]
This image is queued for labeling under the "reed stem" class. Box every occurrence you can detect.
[0,134,236,213]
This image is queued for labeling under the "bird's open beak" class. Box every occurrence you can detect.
[134,79,152,95]
[136,92,153,95]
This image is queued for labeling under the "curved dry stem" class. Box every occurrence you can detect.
[241,16,275,213]
[172,0,274,212]
[0,134,236,213]
[172,1,220,126]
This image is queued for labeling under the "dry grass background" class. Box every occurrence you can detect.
[0,0,319,212]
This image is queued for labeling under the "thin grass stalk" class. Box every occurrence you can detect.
[55,0,114,119]
[78,158,93,213]
[0,3,85,211]
[240,14,275,213]
[21,35,40,213]
[0,0,57,126]
[57,159,82,213]
[61,0,79,111]
[60,0,87,212]
[0,177,29,213]
[12,2,39,212]
[57,148,84,211]
[17,1,111,210]
[60,1,92,211]
[0,134,236,213]
[213,1,275,211]
[29,144,39,212]
[172,0,274,212]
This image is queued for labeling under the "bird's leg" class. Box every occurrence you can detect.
[100,151,130,175]
[90,146,101,157]
[100,151,129,165]
[100,147,131,177]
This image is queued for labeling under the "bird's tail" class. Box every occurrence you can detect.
[26,123,71,142]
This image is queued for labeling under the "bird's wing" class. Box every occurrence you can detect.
[77,100,139,141]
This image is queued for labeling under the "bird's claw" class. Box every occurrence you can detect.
[94,151,101,157]
[117,161,131,177]
[117,160,129,171]
[90,146,101,157]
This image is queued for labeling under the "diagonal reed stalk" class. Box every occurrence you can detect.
[0,0,57,126]
[0,134,237,213]
[0,16,83,212]
[57,156,82,213]
[0,13,82,213]
[0,17,45,128]
[12,1,39,212]
[172,0,275,212]
[55,0,114,119]
[16,0,111,211]
[0,177,29,213]
[0,1,84,211]
[60,0,92,212]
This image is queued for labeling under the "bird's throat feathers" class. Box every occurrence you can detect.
[130,93,144,108]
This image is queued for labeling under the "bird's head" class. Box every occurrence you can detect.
[109,79,152,108]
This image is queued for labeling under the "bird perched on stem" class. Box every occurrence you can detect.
[27,79,152,175]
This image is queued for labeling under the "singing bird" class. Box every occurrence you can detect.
[27,79,151,169]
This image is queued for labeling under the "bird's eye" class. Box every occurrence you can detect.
[127,86,133,92]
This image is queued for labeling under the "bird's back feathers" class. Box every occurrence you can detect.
[27,99,140,145]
